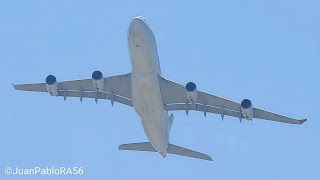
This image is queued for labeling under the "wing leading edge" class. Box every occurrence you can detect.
[159,76,306,125]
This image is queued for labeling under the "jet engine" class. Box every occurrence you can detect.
[185,82,198,103]
[92,70,104,91]
[46,75,58,96]
[241,99,253,120]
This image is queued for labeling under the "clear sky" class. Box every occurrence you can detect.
[1,0,319,179]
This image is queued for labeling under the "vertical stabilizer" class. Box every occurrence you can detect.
[169,113,174,131]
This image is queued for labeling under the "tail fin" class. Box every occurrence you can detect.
[118,142,212,161]
[169,113,174,130]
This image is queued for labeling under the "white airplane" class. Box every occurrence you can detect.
[13,16,307,161]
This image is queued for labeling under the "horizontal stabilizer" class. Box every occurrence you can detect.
[168,144,212,161]
[118,142,157,152]
[118,142,212,161]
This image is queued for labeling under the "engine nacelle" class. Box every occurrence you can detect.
[92,70,104,91]
[241,99,253,120]
[46,75,58,96]
[185,82,198,103]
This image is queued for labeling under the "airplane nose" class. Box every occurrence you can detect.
[128,16,149,36]
[133,16,149,26]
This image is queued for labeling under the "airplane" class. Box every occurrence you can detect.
[13,16,307,161]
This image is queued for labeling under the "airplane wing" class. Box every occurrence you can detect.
[158,76,306,125]
[13,73,133,107]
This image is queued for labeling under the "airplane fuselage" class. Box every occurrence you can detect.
[128,17,169,157]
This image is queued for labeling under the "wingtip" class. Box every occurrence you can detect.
[11,83,17,90]
[202,154,213,161]
[118,144,124,150]
[299,119,307,124]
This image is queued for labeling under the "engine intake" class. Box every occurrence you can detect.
[241,99,253,120]
[92,70,104,91]
[185,82,198,103]
[45,75,58,96]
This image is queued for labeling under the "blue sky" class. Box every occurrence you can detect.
[1,0,319,179]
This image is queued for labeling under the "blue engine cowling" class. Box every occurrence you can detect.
[45,75,58,96]
[92,71,104,91]
[185,82,198,103]
[241,99,253,120]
